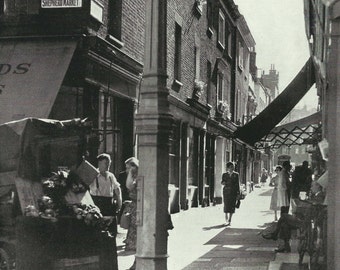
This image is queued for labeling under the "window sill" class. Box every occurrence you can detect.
[217,41,225,51]
[106,35,124,49]
[194,3,203,17]
[207,27,214,39]
[172,79,183,92]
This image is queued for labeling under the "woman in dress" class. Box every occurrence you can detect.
[221,162,240,226]
[270,165,282,221]
[277,163,290,217]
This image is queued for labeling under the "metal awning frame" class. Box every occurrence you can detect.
[255,123,321,149]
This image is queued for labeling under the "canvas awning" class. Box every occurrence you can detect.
[233,57,315,146]
[0,39,77,124]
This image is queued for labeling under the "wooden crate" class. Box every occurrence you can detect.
[53,255,100,270]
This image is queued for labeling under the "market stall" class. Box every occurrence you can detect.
[0,118,117,270]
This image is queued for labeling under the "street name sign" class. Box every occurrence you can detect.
[41,0,82,8]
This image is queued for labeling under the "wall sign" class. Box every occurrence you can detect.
[41,0,82,8]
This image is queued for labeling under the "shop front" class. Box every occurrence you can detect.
[0,35,142,174]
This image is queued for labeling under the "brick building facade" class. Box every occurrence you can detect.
[0,0,260,213]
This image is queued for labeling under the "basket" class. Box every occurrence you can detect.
[295,200,314,219]
[53,255,100,270]
[75,160,98,186]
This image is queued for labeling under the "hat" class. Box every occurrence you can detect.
[125,157,139,167]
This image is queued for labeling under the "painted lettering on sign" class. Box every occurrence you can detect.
[41,0,82,8]
[0,63,31,75]
[0,63,31,95]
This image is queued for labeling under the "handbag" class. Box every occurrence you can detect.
[120,210,131,229]
[235,200,241,209]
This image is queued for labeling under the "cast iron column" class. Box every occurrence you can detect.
[327,2,340,268]
[135,0,172,269]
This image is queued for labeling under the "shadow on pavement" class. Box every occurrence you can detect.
[258,189,274,196]
[202,224,228,231]
[182,227,277,270]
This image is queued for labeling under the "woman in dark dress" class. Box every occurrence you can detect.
[221,162,240,226]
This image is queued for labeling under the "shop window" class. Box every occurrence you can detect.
[218,10,225,49]
[108,0,122,41]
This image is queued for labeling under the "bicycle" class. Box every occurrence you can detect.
[297,200,327,270]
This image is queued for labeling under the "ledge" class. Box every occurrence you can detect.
[186,98,211,115]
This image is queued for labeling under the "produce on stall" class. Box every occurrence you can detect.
[0,118,117,270]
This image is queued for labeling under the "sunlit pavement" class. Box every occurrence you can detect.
[117,185,308,270]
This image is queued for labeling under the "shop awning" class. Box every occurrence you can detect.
[233,57,315,146]
[0,39,77,124]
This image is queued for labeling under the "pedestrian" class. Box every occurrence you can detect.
[269,165,282,221]
[260,168,268,187]
[89,153,122,270]
[279,161,291,215]
[124,157,139,270]
[221,162,241,226]
[89,153,122,234]
[117,161,132,223]
[291,160,313,199]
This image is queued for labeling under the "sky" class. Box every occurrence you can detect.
[234,0,318,110]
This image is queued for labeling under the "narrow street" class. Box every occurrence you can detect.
[117,185,309,270]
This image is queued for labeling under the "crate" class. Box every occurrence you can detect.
[53,255,100,270]
[75,160,98,186]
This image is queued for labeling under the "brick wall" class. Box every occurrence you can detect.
[167,0,234,120]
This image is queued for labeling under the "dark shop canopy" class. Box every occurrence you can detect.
[0,39,77,125]
[233,56,315,146]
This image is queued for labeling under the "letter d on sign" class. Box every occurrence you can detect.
[0,64,11,75]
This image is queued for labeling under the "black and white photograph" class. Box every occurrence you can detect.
[0,0,336,269]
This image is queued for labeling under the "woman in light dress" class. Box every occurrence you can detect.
[276,164,290,216]
[270,165,283,221]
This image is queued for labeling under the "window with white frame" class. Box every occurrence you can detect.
[238,42,244,69]
[218,10,225,48]
[194,45,200,80]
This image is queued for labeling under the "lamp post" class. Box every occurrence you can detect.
[135,0,173,269]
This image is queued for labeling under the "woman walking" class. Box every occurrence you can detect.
[221,162,241,226]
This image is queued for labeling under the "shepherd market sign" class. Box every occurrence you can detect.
[41,0,82,8]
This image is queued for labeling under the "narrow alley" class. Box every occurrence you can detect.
[117,185,309,270]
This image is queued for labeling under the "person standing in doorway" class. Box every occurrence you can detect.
[221,162,241,226]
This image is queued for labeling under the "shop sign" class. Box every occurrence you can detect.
[41,0,82,8]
